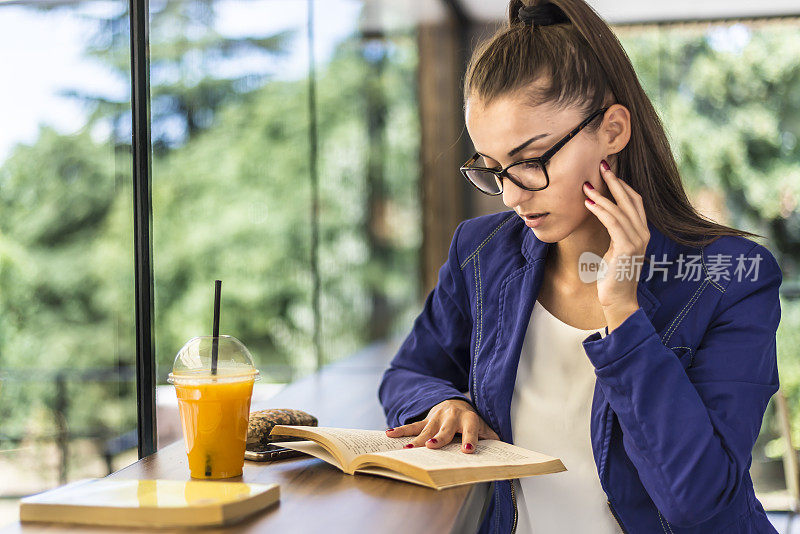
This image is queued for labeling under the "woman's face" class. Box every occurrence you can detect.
[465,93,615,242]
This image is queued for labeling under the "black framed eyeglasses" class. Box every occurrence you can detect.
[460,106,610,196]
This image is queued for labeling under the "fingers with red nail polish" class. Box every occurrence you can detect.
[583,180,596,205]
[383,398,499,453]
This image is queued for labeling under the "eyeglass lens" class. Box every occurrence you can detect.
[464,155,546,194]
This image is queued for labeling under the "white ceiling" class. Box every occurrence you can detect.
[464,0,800,24]
[360,0,800,32]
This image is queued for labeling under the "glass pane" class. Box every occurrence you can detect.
[316,3,422,361]
[0,1,135,525]
[149,0,312,449]
[150,0,422,450]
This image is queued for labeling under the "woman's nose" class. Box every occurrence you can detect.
[501,177,533,208]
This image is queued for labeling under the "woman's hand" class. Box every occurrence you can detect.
[582,159,650,331]
[385,398,500,453]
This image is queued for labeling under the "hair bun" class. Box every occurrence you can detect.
[516,2,570,28]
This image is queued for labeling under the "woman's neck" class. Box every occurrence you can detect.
[545,216,611,291]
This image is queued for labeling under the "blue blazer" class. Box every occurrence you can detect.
[378,210,782,534]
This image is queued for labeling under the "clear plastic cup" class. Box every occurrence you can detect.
[168,335,260,479]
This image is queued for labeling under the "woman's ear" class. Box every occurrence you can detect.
[602,105,631,158]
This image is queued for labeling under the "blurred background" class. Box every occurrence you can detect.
[1,0,799,528]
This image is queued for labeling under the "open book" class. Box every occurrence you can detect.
[270,425,566,490]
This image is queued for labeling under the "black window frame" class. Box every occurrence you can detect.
[129,0,156,458]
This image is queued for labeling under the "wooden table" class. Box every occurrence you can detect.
[4,340,493,533]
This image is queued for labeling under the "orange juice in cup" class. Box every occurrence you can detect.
[169,336,260,479]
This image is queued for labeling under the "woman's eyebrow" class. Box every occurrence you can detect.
[508,133,551,157]
[477,133,551,161]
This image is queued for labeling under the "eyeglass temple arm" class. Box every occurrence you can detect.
[539,106,609,162]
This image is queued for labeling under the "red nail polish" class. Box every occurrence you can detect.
[386,428,394,432]
[586,198,595,205]
[601,159,610,171]
[583,181,594,190]
[465,443,473,450]
[404,443,414,448]
[427,438,437,444]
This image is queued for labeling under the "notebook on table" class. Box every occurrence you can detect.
[20,478,280,528]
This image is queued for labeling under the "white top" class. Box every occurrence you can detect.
[510,299,623,533]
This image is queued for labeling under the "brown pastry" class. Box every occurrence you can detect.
[247,408,318,450]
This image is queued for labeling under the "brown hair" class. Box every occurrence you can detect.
[463,0,764,247]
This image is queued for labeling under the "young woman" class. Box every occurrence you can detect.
[378,1,782,533]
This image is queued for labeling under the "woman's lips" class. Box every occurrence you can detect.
[522,213,548,228]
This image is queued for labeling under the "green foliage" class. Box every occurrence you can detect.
[0,126,135,437]
[620,24,800,449]
[0,15,421,484]
[149,35,420,380]
[771,297,800,454]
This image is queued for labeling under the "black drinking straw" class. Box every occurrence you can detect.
[211,279,222,375]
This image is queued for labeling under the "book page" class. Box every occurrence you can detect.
[280,427,416,468]
[354,466,436,489]
[370,439,560,471]
[279,440,344,470]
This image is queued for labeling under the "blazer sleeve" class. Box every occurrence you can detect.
[378,220,474,428]
[581,242,782,528]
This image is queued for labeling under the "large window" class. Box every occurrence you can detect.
[145,0,422,447]
[0,0,422,524]
[0,0,136,521]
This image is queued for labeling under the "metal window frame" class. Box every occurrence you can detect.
[129,0,157,458]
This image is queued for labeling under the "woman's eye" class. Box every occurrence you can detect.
[522,161,542,170]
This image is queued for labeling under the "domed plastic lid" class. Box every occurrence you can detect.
[168,335,260,385]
